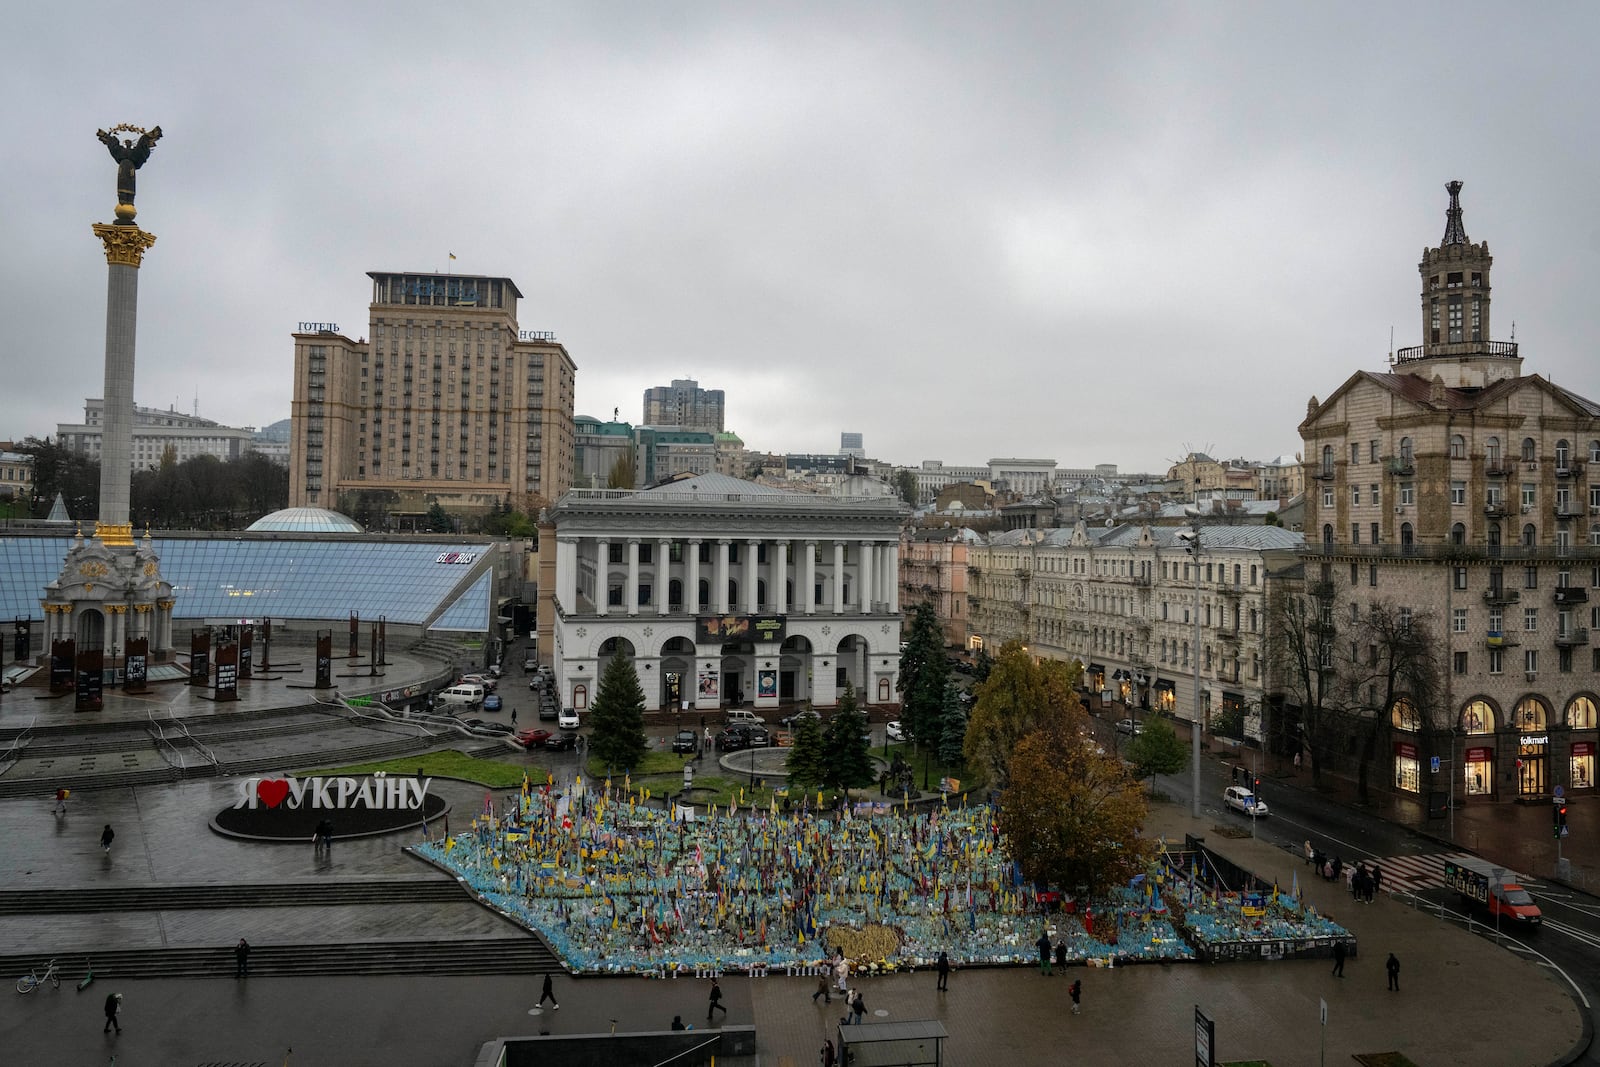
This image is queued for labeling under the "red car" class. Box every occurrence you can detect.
[515,728,553,749]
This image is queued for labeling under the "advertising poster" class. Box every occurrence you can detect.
[750,616,787,642]
[316,630,333,689]
[189,630,211,688]
[758,669,777,699]
[696,665,719,700]
[50,638,75,691]
[348,613,360,658]
[697,615,750,644]
[124,637,148,690]
[75,648,103,711]
[239,625,254,679]
[13,619,30,662]
[216,641,239,701]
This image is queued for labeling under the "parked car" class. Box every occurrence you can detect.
[543,731,579,751]
[516,728,553,749]
[671,729,699,754]
[461,673,497,692]
[529,675,545,690]
[717,725,755,751]
[781,708,821,728]
[886,720,909,743]
[538,701,558,722]
[483,693,503,712]
[1223,786,1269,817]
[523,655,538,671]
[558,708,580,729]
[471,721,515,736]
[487,663,503,678]
[745,725,771,747]
[1115,718,1144,736]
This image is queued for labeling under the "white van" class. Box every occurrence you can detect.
[437,683,486,709]
[725,709,763,727]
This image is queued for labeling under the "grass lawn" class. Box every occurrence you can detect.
[298,749,529,788]
[1354,1055,1420,1067]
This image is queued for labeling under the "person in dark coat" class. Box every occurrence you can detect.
[671,1015,686,1030]
[103,991,122,1034]
[1332,940,1347,977]
[936,950,951,992]
[1054,941,1068,970]
[707,977,727,1020]
[1372,864,1384,897]
[100,824,115,854]
[1037,931,1053,975]
[1068,979,1082,1014]
[538,972,559,1009]
[849,989,865,1025]
[234,938,251,978]
[1386,953,1400,991]
[813,972,831,1004]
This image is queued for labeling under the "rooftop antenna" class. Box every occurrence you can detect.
[1387,326,1395,367]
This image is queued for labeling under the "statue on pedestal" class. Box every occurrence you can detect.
[96,124,163,222]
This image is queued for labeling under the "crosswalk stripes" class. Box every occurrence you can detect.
[1351,852,1536,895]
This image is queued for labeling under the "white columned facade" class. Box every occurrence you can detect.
[595,538,610,616]
[745,539,759,613]
[656,539,671,614]
[885,542,900,613]
[557,537,578,613]
[715,540,730,614]
[687,539,702,615]
[626,539,640,615]
[774,541,789,613]
[803,540,817,613]
[859,539,874,614]
[832,541,845,612]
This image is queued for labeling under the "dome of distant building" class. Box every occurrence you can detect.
[246,507,364,533]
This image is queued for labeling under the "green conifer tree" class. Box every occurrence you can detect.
[587,652,648,773]
[785,707,828,789]
[823,683,875,793]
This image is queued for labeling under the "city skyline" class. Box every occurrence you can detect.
[4,4,1599,472]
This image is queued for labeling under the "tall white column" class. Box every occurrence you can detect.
[656,539,671,615]
[774,541,789,614]
[745,539,759,613]
[595,538,610,616]
[687,539,702,614]
[885,542,900,613]
[803,540,817,614]
[557,537,578,615]
[859,540,874,614]
[626,538,640,615]
[832,541,845,613]
[715,540,730,614]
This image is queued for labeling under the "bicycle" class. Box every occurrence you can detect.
[17,959,59,994]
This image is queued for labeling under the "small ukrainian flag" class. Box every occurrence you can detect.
[448,252,457,260]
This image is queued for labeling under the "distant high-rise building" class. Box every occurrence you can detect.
[288,272,576,518]
[840,432,864,458]
[642,378,724,432]
[58,399,259,471]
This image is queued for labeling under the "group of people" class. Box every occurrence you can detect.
[1303,841,1382,901]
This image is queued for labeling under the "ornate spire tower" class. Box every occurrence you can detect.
[1393,180,1520,387]
[40,125,175,704]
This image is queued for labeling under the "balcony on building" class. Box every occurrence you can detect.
[1483,501,1512,520]
[1556,627,1590,648]
[1554,586,1590,606]
[1483,587,1520,605]
[1393,339,1519,365]
[1555,462,1585,480]
[1485,631,1520,649]
[1383,456,1414,477]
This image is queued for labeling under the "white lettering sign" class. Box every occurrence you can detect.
[1520,734,1549,746]
[234,775,432,811]
[434,551,478,565]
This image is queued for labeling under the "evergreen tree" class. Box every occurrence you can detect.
[937,681,967,766]
[823,683,875,792]
[1123,715,1189,793]
[587,652,648,773]
[898,602,949,754]
[785,707,827,789]
[425,501,453,533]
[973,645,994,683]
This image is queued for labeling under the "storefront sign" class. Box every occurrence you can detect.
[1572,742,1595,757]
[1520,734,1549,746]
[234,775,432,811]
[1393,741,1418,760]
[1465,747,1494,763]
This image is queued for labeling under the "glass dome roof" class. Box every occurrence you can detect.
[246,507,364,533]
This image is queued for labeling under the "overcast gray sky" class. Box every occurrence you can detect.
[5,2,1597,474]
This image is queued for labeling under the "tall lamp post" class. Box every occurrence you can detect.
[1181,515,1203,819]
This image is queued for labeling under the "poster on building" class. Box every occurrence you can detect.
[239,625,254,680]
[751,616,786,642]
[316,630,333,689]
[758,669,777,699]
[348,612,360,658]
[697,615,750,644]
[124,637,148,690]
[696,665,719,700]
[75,648,103,712]
[377,616,387,666]
[49,638,75,692]
[216,641,239,701]
[189,630,211,688]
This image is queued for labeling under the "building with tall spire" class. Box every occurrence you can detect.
[1297,181,1600,807]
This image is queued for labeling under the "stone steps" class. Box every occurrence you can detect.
[0,878,470,915]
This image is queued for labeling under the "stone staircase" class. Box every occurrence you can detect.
[0,878,470,914]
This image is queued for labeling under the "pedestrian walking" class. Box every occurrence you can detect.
[103,991,122,1034]
[1371,863,1384,897]
[813,972,831,1004]
[1068,979,1082,1015]
[1293,750,1302,772]
[99,824,115,854]
[707,977,727,1021]
[936,950,951,992]
[1054,941,1068,971]
[1386,953,1400,991]
[538,972,559,1009]
[234,938,251,978]
[820,1038,837,1067]
[833,950,849,993]
[1037,931,1053,975]
[53,788,69,815]
[849,989,865,1025]
[510,707,517,725]
[1332,940,1347,977]
[1304,839,1314,866]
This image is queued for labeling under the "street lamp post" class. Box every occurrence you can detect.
[1182,516,1203,820]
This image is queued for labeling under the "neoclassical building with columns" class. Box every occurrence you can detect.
[539,473,908,714]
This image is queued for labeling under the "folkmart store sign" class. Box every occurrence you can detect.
[234,775,432,811]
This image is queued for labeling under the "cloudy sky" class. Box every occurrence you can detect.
[5,3,1597,474]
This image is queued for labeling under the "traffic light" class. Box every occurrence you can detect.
[1253,776,1261,791]
[1555,801,1568,838]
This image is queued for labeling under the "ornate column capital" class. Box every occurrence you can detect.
[91,222,157,267]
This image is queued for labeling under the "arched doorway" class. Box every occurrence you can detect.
[835,634,869,700]
[76,608,105,652]
[1461,699,1496,797]
[1513,696,1550,797]
[661,636,695,713]
[780,635,813,703]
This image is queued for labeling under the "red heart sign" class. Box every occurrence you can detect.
[256,779,290,809]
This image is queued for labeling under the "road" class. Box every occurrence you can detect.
[1127,721,1600,1066]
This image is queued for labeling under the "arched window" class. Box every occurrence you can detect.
[1450,523,1465,545]
[668,579,682,610]
[697,578,710,609]
[1522,437,1537,462]
[1450,434,1466,459]
[1400,522,1414,546]
[1399,437,1414,465]
[1513,697,1547,731]
[1522,523,1537,547]
[1567,695,1597,729]
[1556,439,1571,470]
[1320,445,1334,477]
[1486,437,1502,466]
[1487,523,1502,548]
[1391,697,1422,732]
[1590,523,1600,547]
[1322,524,1334,548]
[1462,699,1495,734]
[756,579,767,609]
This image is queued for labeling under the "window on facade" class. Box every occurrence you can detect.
[1322,487,1333,507]
[1453,567,1467,590]
[1321,445,1334,477]
[1454,651,1469,675]
[1322,525,1333,548]
[1350,523,1360,545]
[1370,483,1380,508]
[1401,522,1414,547]
[1522,437,1537,462]
[1450,434,1466,459]
[1349,443,1360,464]
[1399,438,1414,465]
[1400,483,1415,505]
[1557,440,1571,470]
[1450,523,1466,546]
[1369,564,1378,587]
[1453,607,1467,632]
[1451,481,1466,505]
[1488,649,1503,674]
[1525,649,1539,674]
[1525,607,1539,632]
[1351,486,1361,506]
[1525,566,1539,589]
